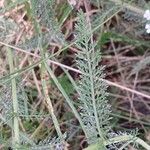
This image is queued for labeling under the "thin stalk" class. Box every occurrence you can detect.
[7,48,19,149]
[41,65,63,139]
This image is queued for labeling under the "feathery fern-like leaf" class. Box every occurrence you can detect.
[75,10,111,147]
[31,134,66,150]
[0,82,29,126]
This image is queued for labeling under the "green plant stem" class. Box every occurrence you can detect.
[87,49,105,141]
[41,65,63,139]
[84,135,150,150]
[7,48,19,149]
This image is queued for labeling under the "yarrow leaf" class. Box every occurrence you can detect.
[75,10,111,148]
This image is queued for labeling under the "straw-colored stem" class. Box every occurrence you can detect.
[7,48,19,149]
[41,64,63,139]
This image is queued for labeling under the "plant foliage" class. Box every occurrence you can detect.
[29,0,65,45]
[0,82,29,127]
[20,0,66,50]
[1,0,150,149]
[75,10,111,147]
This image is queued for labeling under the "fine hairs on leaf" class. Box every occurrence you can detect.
[75,10,111,147]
